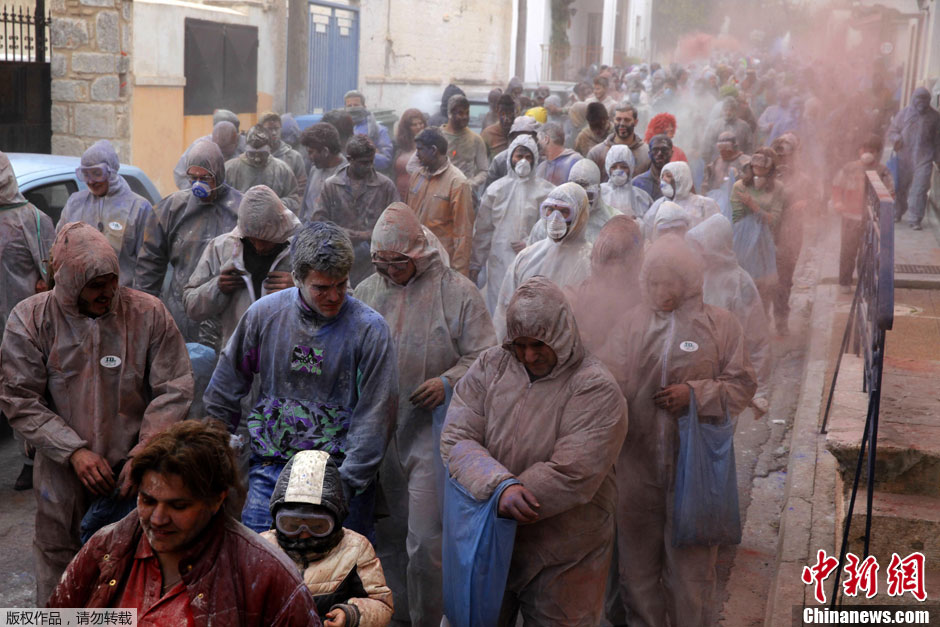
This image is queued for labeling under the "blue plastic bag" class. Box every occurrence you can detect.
[706,170,736,223]
[672,389,741,547]
[442,476,519,627]
[886,151,899,193]
[732,212,777,282]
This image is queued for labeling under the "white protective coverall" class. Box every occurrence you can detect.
[599,235,756,627]
[643,161,719,239]
[494,183,593,339]
[0,223,193,604]
[354,202,496,626]
[471,135,555,310]
[440,276,628,627]
[183,185,302,350]
[650,200,692,241]
[686,214,772,409]
[59,140,155,287]
[526,159,612,245]
[600,145,654,219]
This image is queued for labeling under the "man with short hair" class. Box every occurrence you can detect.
[314,135,400,287]
[2,223,193,604]
[48,420,321,625]
[344,90,394,171]
[441,94,489,197]
[406,128,474,276]
[225,125,302,215]
[61,140,155,286]
[632,134,674,202]
[482,94,518,159]
[536,121,581,186]
[260,111,308,194]
[587,103,651,180]
[441,276,628,627]
[702,131,750,193]
[299,122,348,223]
[585,75,617,115]
[703,96,754,163]
[203,222,398,539]
[574,102,612,156]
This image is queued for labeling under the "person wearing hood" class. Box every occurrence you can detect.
[261,450,394,627]
[440,276,628,626]
[60,140,155,287]
[599,235,756,627]
[471,135,555,309]
[566,215,644,353]
[574,102,612,156]
[173,121,242,190]
[355,203,495,626]
[300,123,349,223]
[644,161,720,236]
[702,131,750,194]
[183,185,302,350]
[886,86,940,229]
[587,102,651,181]
[526,159,614,245]
[225,125,302,215]
[632,134,674,202]
[686,214,773,413]
[648,199,693,241]
[440,94,489,199]
[429,83,465,128]
[601,144,654,219]
[203,222,398,539]
[482,115,542,191]
[343,91,394,172]
[261,111,309,195]
[493,183,593,338]
[313,135,401,287]
[136,140,242,344]
[1,223,193,604]
[536,121,582,186]
[406,128,474,276]
[0,150,55,491]
[482,94,518,159]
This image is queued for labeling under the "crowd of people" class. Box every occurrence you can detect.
[1,40,935,627]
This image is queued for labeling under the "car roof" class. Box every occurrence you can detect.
[6,152,84,178]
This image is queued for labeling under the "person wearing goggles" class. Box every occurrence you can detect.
[224,124,302,214]
[261,450,393,627]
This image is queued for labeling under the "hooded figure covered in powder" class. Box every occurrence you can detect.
[471,135,556,310]
[136,140,241,343]
[225,125,302,215]
[494,182,593,338]
[183,185,302,350]
[599,235,756,627]
[0,150,54,339]
[643,161,719,238]
[887,86,940,227]
[60,140,155,286]
[600,144,654,219]
[526,159,613,245]
[440,276,628,626]
[355,203,495,626]
[686,214,772,413]
[0,223,193,604]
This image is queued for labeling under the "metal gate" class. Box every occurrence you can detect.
[0,1,51,153]
[307,1,358,114]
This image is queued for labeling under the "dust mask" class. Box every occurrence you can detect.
[545,211,568,241]
[514,159,532,178]
[609,170,629,187]
[660,181,675,199]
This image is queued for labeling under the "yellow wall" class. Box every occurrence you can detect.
[132,90,274,198]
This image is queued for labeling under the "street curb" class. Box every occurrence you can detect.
[763,231,841,626]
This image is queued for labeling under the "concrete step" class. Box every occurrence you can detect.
[825,355,940,497]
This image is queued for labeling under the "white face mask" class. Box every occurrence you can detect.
[514,159,532,178]
[545,211,568,241]
[609,169,629,187]
[660,181,675,199]
[860,152,876,166]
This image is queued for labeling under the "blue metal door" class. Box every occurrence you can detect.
[307,1,359,113]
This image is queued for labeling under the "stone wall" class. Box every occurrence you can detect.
[50,0,132,160]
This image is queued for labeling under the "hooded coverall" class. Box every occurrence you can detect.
[60,140,155,287]
[643,161,719,238]
[886,87,940,225]
[600,145,654,220]
[355,203,495,626]
[441,276,628,627]
[599,235,756,627]
[135,141,241,344]
[0,223,193,604]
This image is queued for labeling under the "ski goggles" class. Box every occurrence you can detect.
[275,508,335,538]
[76,163,112,183]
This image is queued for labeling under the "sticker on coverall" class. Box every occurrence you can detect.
[100,355,122,368]
[679,341,699,352]
[108,221,124,231]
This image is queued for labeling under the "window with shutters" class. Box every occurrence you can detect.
[183,18,258,115]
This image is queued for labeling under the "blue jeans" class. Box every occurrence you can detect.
[242,460,377,542]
